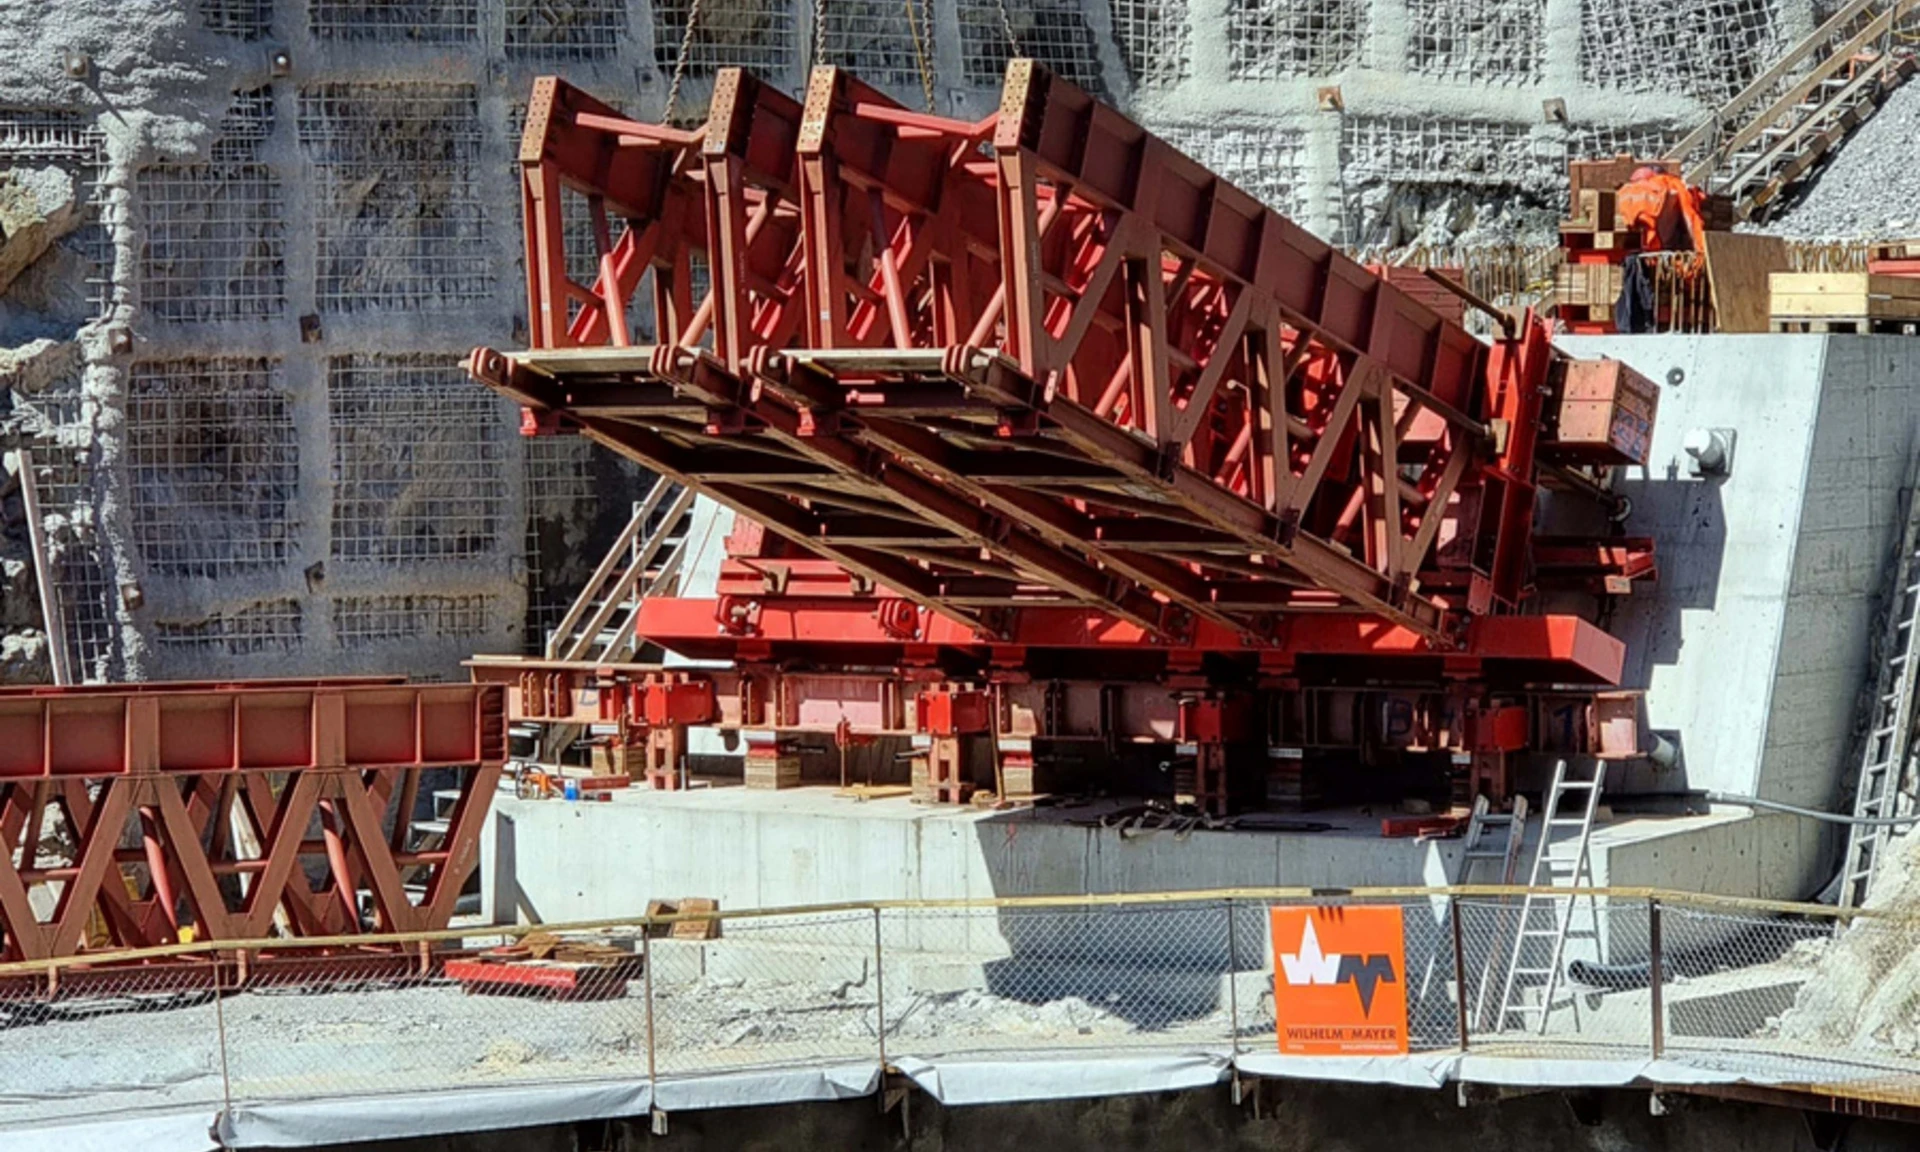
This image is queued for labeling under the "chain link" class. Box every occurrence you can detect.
[996,0,1021,57]
[662,0,705,127]
[907,0,937,112]
[811,0,830,74]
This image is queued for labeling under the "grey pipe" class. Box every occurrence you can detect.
[1704,790,1920,828]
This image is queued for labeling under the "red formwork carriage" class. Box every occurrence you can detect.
[468,62,1659,812]
[0,678,505,964]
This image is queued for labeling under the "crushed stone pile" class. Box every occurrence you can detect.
[1763,82,1920,240]
[1775,827,1920,1055]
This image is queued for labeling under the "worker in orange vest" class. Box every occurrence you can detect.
[1615,166,1710,255]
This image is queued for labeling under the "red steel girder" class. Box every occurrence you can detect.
[0,681,505,962]
[475,62,1656,668]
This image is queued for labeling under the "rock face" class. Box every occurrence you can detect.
[0,338,78,395]
[1775,829,1920,1055]
[0,167,79,298]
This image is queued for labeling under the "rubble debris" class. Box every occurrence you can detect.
[1776,828,1920,1055]
[0,338,78,396]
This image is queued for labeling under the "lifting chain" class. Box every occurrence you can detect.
[662,0,705,126]
[907,0,937,111]
[995,0,1021,58]
[811,0,830,73]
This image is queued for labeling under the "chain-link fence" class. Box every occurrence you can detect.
[8,887,1920,1128]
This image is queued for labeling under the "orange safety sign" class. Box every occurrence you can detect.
[1270,905,1410,1056]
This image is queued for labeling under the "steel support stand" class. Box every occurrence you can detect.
[1451,895,1470,1052]
[642,929,659,1085]
[1648,897,1665,1060]
[1224,896,1242,1055]
[873,906,889,1071]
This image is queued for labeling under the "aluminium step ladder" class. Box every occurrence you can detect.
[1493,759,1606,1034]
[1839,449,1920,907]
[1414,795,1531,1030]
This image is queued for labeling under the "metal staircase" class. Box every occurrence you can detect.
[1839,451,1920,907]
[1664,0,1920,219]
[543,476,696,664]
[1493,760,1606,1034]
[531,476,696,762]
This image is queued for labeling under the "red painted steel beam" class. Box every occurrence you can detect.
[0,683,506,962]
[474,63,1655,681]
[626,595,1626,684]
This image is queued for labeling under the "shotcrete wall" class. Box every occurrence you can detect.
[0,0,1841,683]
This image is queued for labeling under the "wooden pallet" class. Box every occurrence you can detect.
[1770,272,1920,328]
[1770,317,1920,334]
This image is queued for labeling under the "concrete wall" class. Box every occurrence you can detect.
[1556,334,1920,818]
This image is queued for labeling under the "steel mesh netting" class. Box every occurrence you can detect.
[310,1,480,43]
[505,0,625,59]
[326,354,512,565]
[1227,0,1366,80]
[126,358,298,579]
[0,960,228,1125]
[652,0,799,83]
[298,83,490,311]
[221,939,650,1102]
[957,0,1106,93]
[879,902,1237,1058]
[648,910,883,1076]
[1406,0,1541,83]
[1109,0,1191,89]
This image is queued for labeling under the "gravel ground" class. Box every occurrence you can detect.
[1762,81,1920,239]
[0,967,1237,1128]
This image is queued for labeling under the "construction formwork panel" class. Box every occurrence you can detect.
[332,593,495,649]
[505,0,626,59]
[1159,122,1308,218]
[821,0,939,99]
[153,599,304,656]
[1406,0,1542,83]
[652,0,799,81]
[137,91,285,324]
[1339,115,1539,186]
[1579,0,1786,104]
[199,0,271,38]
[309,1,481,42]
[126,358,297,580]
[298,83,489,312]
[958,0,1105,91]
[327,354,510,565]
[1228,0,1366,80]
[1109,0,1191,89]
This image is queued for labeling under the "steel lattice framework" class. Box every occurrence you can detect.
[0,679,505,962]
[470,63,1657,812]
[473,63,1653,681]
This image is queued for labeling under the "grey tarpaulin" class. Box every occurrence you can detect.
[6,1048,1911,1150]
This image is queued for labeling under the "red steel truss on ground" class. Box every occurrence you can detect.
[469,62,1659,809]
[0,679,505,962]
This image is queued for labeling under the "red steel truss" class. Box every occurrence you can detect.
[469,63,1659,807]
[475,63,1654,665]
[0,680,505,962]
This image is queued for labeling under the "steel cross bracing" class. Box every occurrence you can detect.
[474,63,1653,676]
[0,679,506,962]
